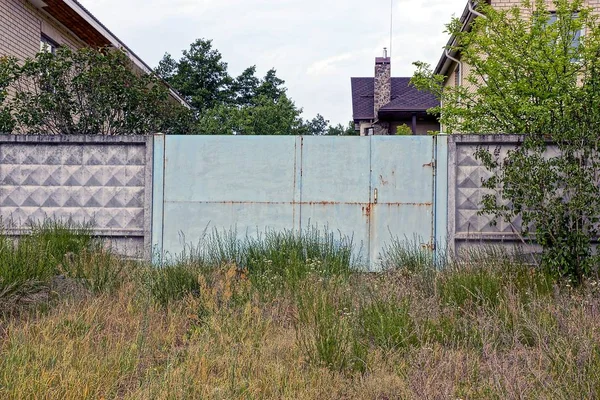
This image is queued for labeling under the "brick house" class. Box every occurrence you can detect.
[435,0,600,94]
[0,0,188,105]
[351,51,440,136]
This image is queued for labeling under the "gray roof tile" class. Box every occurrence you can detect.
[351,77,439,120]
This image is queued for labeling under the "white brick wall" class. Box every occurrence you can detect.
[0,0,84,61]
[442,0,600,91]
[492,0,600,13]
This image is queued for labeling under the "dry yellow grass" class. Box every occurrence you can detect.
[1,261,600,399]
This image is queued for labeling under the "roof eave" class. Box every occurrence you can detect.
[379,107,438,113]
[433,1,486,78]
[40,0,192,109]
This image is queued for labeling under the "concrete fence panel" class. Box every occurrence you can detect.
[0,135,153,258]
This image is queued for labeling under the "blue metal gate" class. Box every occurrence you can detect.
[151,135,447,269]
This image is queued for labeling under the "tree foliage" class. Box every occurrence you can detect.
[0,47,193,135]
[157,38,354,135]
[0,56,17,133]
[156,39,232,113]
[157,39,308,135]
[0,37,348,136]
[395,124,412,136]
[326,121,357,136]
[412,0,600,282]
[304,114,329,136]
[231,66,261,106]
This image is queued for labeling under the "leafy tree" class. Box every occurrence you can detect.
[159,40,309,135]
[256,68,287,101]
[195,104,238,135]
[305,114,329,135]
[236,94,304,135]
[231,66,260,106]
[196,94,304,135]
[0,56,17,133]
[157,39,232,112]
[326,121,357,136]
[1,47,192,135]
[297,118,357,136]
[156,38,357,137]
[412,0,600,282]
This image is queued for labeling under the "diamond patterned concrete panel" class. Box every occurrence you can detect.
[0,141,148,248]
[449,135,560,254]
[455,142,523,235]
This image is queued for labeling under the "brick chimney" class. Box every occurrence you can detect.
[373,48,391,135]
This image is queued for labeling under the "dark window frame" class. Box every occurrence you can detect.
[548,10,583,50]
[454,65,460,87]
[40,34,60,55]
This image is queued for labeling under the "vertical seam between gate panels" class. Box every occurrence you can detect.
[292,137,297,229]
[368,135,372,268]
[433,136,437,247]
[160,137,167,263]
[432,135,437,262]
[299,136,303,233]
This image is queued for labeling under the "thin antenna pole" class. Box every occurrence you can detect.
[390,0,393,59]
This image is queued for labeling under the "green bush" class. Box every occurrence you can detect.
[395,124,413,135]
[2,47,193,135]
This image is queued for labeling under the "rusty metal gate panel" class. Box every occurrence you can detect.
[297,136,371,263]
[152,135,441,269]
[369,136,435,265]
[152,135,300,259]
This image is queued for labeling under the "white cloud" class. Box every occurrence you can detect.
[81,0,467,125]
[307,52,358,76]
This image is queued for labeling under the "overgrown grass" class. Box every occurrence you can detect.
[0,221,97,308]
[1,226,600,399]
[59,247,125,295]
[295,281,367,373]
[171,227,357,297]
[145,263,203,307]
[379,234,442,272]
[359,296,418,352]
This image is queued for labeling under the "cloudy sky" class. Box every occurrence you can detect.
[82,0,467,125]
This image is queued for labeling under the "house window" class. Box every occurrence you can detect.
[454,65,460,87]
[40,34,59,55]
[548,11,583,50]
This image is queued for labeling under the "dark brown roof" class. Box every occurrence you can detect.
[42,0,111,47]
[35,0,191,108]
[351,77,439,121]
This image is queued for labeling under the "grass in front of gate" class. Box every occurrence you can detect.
[1,226,600,399]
